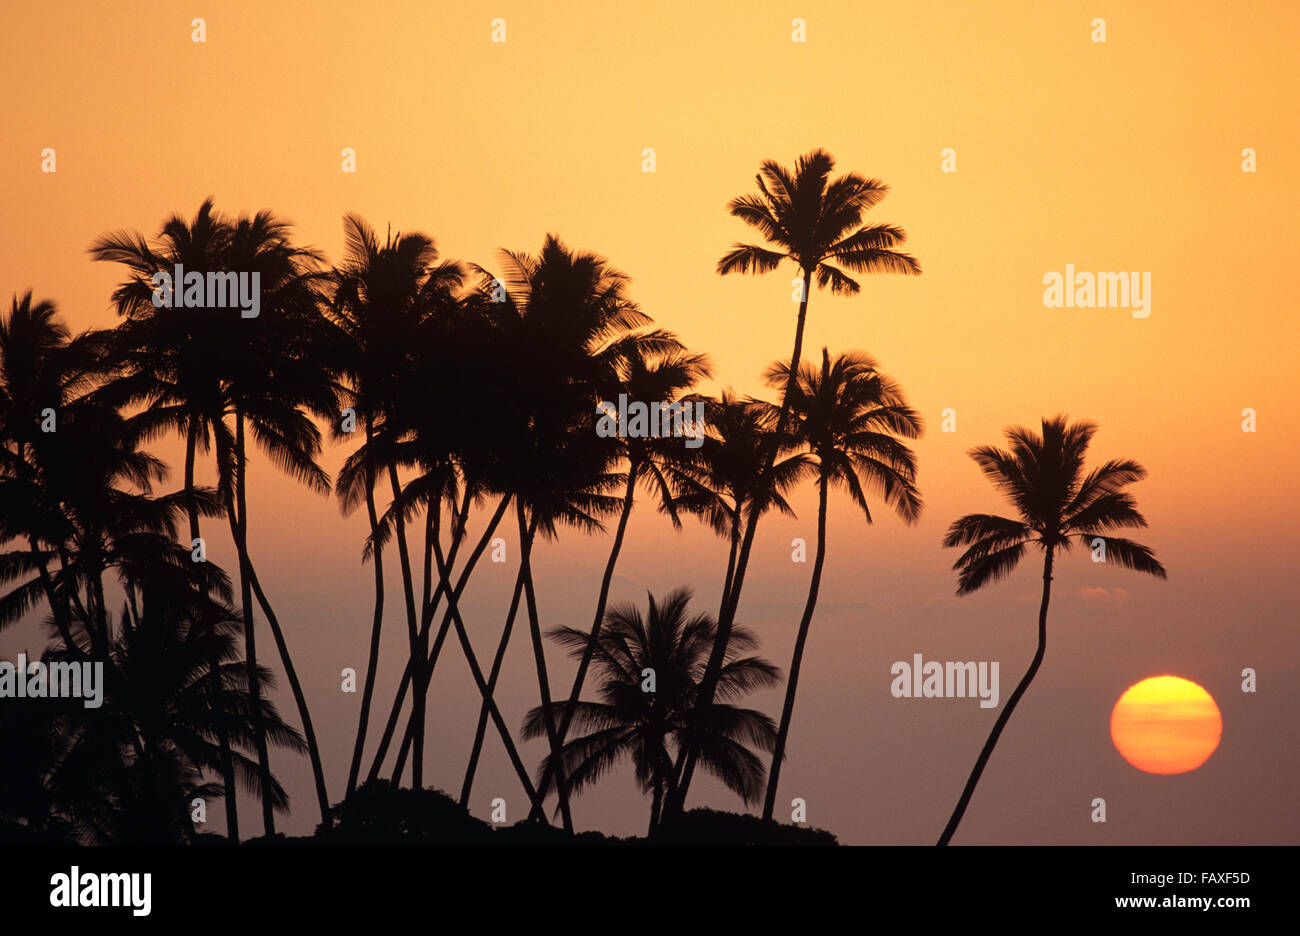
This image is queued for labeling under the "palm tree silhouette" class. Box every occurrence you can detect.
[672,150,921,816]
[759,349,923,822]
[325,213,465,794]
[523,588,780,836]
[90,202,336,830]
[88,202,244,834]
[48,570,305,844]
[936,416,1167,845]
[458,236,665,829]
[669,390,809,603]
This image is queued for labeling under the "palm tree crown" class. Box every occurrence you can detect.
[944,416,1167,594]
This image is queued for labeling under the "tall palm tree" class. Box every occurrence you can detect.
[91,202,336,830]
[524,588,780,835]
[759,349,923,822]
[671,150,920,817]
[324,213,464,794]
[89,201,262,836]
[456,237,663,830]
[936,416,1167,845]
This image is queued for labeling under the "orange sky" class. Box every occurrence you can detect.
[1,0,1297,843]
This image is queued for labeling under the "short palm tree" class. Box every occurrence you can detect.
[937,416,1167,845]
[524,588,780,835]
[760,349,923,822]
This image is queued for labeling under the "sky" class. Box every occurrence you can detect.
[1,0,1297,843]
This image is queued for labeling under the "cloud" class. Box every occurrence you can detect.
[924,596,961,609]
[1078,586,1131,601]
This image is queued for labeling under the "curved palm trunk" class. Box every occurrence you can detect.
[937,546,1055,846]
[385,464,422,788]
[239,548,331,824]
[762,474,828,822]
[346,421,385,796]
[365,495,509,782]
[668,268,812,819]
[516,502,575,831]
[422,518,542,812]
[231,412,275,836]
[229,412,331,825]
[398,489,471,786]
[187,421,239,842]
[719,510,741,612]
[459,565,526,807]
[527,462,639,821]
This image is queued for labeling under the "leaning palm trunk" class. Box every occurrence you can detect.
[385,464,423,788]
[937,547,1055,845]
[527,463,639,821]
[186,420,239,841]
[231,412,276,836]
[367,495,510,782]
[762,473,828,821]
[516,502,575,831]
[401,489,471,784]
[669,268,811,818]
[345,421,385,795]
[229,414,331,824]
[458,565,527,806]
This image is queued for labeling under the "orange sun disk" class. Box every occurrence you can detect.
[1110,675,1222,775]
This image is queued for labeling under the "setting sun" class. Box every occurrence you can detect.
[1110,676,1222,775]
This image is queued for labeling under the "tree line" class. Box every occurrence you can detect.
[0,150,1165,844]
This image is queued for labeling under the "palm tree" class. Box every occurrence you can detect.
[524,588,780,835]
[669,390,809,604]
[90,202,336,831]
[88,201,262,836]
[936,416,1167,845]
[43,569,305,844]
[759,349,923,822]
[324,213,464,794]
[455,236,664,830]
[671,150,920,817]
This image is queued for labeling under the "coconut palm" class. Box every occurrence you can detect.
[44,567,305,844]
[455,236,663,830]
[936,416,1167,845]
[759,349,923,822]
[324,213,465,793]
[90,202,336,831]
[669,390,809,603]
[524,588,780,835]
[672,150,921,817]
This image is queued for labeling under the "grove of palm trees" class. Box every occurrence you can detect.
[0,150,1166,847]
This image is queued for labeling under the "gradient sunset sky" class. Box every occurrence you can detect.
[1,0,1296,843]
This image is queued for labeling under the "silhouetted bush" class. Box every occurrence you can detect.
[315,780,493,845]
[655,808,838,846]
